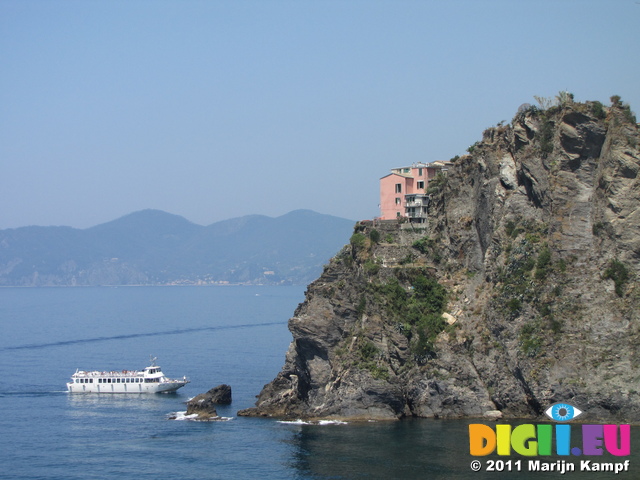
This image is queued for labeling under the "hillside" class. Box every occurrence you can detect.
[239,96,640,422]
[0,209,354,286]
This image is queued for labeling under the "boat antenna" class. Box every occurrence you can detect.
[150,355,157,366]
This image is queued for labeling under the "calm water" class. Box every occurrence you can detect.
[0,286,636,479]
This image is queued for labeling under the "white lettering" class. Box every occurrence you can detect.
[581,460,630,473]
[529,460,574,474]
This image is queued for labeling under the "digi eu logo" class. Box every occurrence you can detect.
[469,403,631,457]
[545,403,582,422]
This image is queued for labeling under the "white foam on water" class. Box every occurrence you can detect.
[277,419,312,425]
[278,419,348,426]
[168,411,234,421]
[318,420,348,425]
[168,411,199,421]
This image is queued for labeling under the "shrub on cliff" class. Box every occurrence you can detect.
[603,259,629,297]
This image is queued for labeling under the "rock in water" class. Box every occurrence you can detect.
[205,384,232,404]
[186,384,232,420]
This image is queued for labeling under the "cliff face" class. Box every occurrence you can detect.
[239,98,640,422]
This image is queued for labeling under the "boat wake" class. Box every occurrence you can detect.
[0,321,286,352]
[0,390,68,398]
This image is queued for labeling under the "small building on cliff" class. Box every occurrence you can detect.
[379,161,449,222]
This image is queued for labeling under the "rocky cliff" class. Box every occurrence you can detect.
[239,96,640,422]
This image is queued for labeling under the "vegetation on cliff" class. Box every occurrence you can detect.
[240,94,640,422]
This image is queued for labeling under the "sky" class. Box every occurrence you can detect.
[1,0,639,229]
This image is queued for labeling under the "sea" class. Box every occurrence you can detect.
[0,286,636,479]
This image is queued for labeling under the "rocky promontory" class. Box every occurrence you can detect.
[239,96,640,422]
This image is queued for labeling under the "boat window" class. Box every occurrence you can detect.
[90,379,93,383]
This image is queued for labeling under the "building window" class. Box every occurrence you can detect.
[395,183,402,193]
[417,181,424,189]
[419,168,423,176]
[395,197,401,205]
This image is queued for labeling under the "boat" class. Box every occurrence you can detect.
[66,357,189,394]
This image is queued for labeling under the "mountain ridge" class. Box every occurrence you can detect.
[0,209,355,286]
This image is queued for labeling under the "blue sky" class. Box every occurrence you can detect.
[1,0,638,229]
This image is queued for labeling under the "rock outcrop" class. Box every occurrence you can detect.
[239,97,640,422]
[185,384,232,420]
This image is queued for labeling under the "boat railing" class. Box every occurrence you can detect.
[73,370,145,378]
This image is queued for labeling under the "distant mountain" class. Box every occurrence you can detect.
[0,209,355,286]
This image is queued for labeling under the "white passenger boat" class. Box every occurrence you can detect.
[67,357,189,394]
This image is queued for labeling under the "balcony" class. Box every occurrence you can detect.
[405,210,428,219]
[404,194,430,208]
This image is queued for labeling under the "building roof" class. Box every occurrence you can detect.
[380,172,410,180]
[390,161,448,171]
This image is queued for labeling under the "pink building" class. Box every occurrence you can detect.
[379,161,448,223]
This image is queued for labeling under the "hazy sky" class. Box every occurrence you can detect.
[1,0,638,229]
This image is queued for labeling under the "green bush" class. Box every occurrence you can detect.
[505,219,526,238]
[426,172,447,195]
[603,259,629,297]
[519,320,544,357]
[372,274,448,361]
[369,229,381,244]
[538,117,555,157]
[591,101,606,119]
[412,236,442,263]
[412,236,434,254]
[411,275,448,315]
[350,233,367,250]
[592,222,605,236]
[357,341,389,380]
[359,340,378,360]
[507,298,522,313]
[364,260,381,275]
[535,246,552,280]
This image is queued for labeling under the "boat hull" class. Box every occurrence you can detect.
[67,359,189,394]
[67,380,187,394]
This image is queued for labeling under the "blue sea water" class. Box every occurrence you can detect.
[0,286,636,479]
